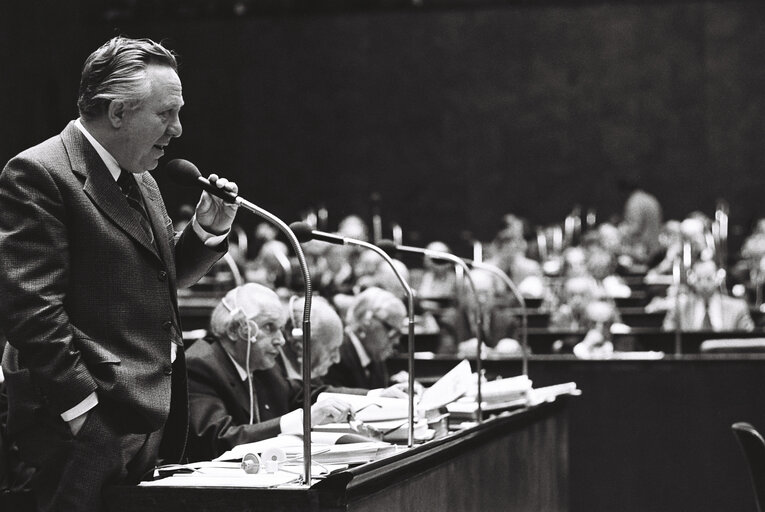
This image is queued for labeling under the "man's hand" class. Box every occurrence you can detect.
[194,174,239,235]
[310,397,353,426]
[67,411,89,436]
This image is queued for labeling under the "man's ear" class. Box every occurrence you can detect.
[107,100,127,128]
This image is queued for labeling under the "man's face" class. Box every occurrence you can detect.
[310,324,343,379]
[240,299,286,371]
[362,309,404,362]
[690,261,718,299]
[117,64,183,173]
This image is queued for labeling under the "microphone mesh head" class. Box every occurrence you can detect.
[166,159,201,184]
[288,222,314,243]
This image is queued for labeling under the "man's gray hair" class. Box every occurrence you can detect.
[345,286,406,326]
[77,36,178,119]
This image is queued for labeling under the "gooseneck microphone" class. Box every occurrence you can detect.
[378,240,486,423]
[289,222,418,448]
[167,159,314,483]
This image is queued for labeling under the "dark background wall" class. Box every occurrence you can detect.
[2,1,765,254]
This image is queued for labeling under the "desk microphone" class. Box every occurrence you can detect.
[168,159,314,483]
[289,222,418,447]
[377,240,486,422]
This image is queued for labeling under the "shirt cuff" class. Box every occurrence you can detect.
[61,391,98,422]
[279,409,304,434]
[191,215,229,247]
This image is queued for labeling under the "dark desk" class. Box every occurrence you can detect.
[106,399,570,512]
[389,354,765,512]
[523,327,765,354]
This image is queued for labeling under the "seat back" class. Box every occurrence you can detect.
[732,422,765,512]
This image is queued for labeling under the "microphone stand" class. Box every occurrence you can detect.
[346,239,415,447]
[389,244,486,423]
[465,260,528,377]
[234,199,314,485]
[289,224,417,447]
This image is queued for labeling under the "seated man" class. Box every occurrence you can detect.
[572,301,617,359]
[549,276,599,331]
[663,260,755,331]
[185,283,352,461]
[281,295,344,382]
[323,287,407,390]
[282,295,414,397]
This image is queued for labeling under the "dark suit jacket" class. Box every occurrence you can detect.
[185,336,302,462]
[323,335,389,390]
[0,122,225,461]
[662,293,755,331]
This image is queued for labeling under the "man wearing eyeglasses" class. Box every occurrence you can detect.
[184,283,351,462]
[324,287,407,390]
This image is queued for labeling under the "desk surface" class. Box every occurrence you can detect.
[106,399,569,512]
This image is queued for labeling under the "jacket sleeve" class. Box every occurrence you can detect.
[0,156,97,414]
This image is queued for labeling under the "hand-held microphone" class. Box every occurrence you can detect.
[166,159,238,204]
[378,239,486,422]
[168,159,314,483]
[290,223,418,447]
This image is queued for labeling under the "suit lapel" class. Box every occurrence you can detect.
[135,172,176,273]
[210,340,251,418]
[61,122,161,261]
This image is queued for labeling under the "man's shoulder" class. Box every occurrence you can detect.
[186,336,219,361]
[720,294,750,311]
[4,124,76,174]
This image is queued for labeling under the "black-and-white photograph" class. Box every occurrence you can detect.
[2,1,765,511]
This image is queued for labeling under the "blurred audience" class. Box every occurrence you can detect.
[662,260,754,332]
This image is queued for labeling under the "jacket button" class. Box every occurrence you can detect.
[162,320,172,331]
[163,364,173,375]
[158,270,168,281]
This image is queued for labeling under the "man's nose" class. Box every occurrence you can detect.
[167,113,182,138]
[272,331,286,347]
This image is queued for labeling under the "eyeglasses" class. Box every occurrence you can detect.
[374,316,401,340]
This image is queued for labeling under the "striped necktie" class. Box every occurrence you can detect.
[117,171,154,242]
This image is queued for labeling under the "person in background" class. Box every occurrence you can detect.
[572,301,618,359]
[323,287,407,390]
[0,36,239,512]
[282,295,411,397]
[185,284,352,462]
[662,259,754,331]
[549,276,600,331]
[617,176,663,266]
[281,295,345,381]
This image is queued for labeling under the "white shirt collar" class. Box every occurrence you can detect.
[224,350,249,382]
[347,328,371,369]
[279,346,302,381]
[74,118,122,181]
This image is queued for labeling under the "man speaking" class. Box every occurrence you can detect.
[0,36,238,511]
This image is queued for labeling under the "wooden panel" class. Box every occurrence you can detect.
[388,354,765,512]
